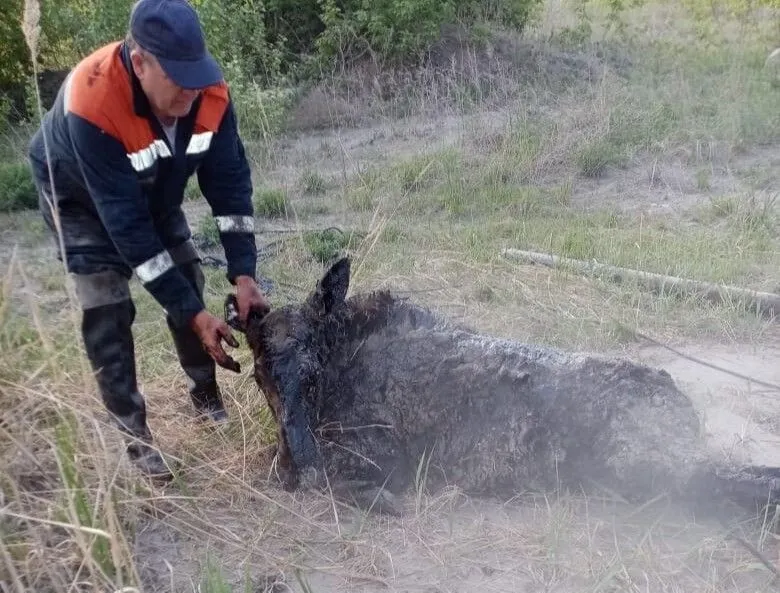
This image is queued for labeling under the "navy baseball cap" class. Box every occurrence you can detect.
[129,0,223,89]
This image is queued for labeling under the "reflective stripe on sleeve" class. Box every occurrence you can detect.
[186,131,214,156]
[62,72,75,115]
[127,140,172,173]
[134,250,174,283]
[214,215,255,233]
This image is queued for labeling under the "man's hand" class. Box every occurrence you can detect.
[234,275,271,324]
[190,310,241,372]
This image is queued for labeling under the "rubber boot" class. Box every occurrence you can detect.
[81,298,175,480]
[166,261,228,424]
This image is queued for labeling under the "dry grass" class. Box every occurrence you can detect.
[2,0,780,591]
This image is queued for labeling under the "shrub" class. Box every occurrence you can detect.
[194,0,285,83]
[0,0,32,89]
[223,61,298,140]
[314,0,544,67]
[0,162,38,213]
[0,0,545,133]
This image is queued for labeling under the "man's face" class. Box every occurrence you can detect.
[131,48,201,122]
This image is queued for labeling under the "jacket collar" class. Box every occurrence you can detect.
[119,41,155,120]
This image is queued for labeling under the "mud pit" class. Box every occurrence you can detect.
[132,320,780,593]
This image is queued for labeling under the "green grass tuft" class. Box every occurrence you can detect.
[302,228,361,263]
[0,162,37,212]
[254,187,289,218]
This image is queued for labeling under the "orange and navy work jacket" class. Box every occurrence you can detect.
[28,41,256,328]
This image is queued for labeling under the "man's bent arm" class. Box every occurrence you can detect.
[196,98,258,285]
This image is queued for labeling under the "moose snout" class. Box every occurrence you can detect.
[283,407,324,483]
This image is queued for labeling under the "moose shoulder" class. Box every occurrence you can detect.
[225,257,780,515]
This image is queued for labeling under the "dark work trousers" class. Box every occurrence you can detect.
[35,179,221,440]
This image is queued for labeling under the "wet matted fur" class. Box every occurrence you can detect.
[226,257,780,515]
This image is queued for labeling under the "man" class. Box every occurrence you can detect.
[27,0,270,480]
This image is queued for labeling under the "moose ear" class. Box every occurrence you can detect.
[308,257,350,314]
